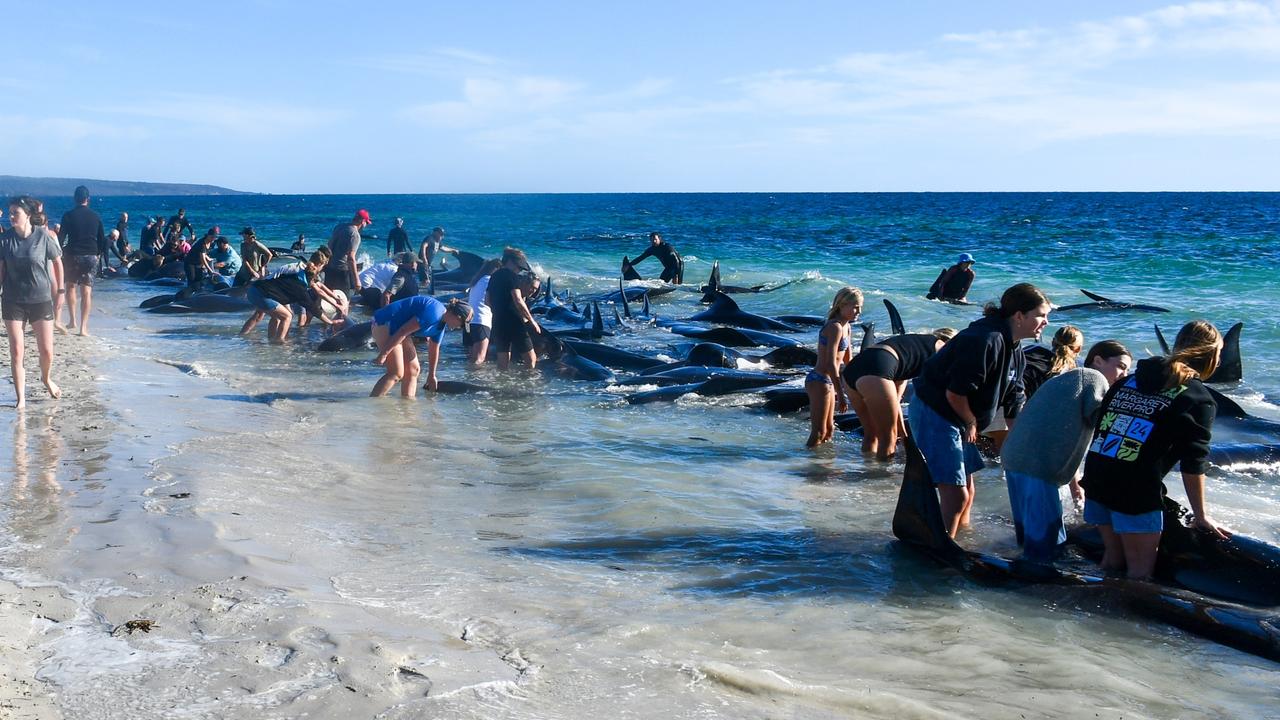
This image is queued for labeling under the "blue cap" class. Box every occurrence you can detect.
[957,253,975,264]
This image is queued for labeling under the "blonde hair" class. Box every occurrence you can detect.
[1049,325,1084,375]
[827,286,864,322]
[1164,320,1221,390]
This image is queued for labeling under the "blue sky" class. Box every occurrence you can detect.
[6,1,1280,193]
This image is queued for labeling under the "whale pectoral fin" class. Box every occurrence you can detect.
[883,299,906,336]
[893,432,966,561]
[1154,323,1171,355]
[1081,289,1113,303]
[1204,385,1248,419]
[1206,322,1243,383]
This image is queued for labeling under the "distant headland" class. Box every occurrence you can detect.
[0,175,255,197]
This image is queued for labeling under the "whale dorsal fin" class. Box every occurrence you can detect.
[1205,385,1249,419]
[706,291,741,315]
[612,302,624,326]
[1153,323,1171,355]
[591,301,604,339]
[619,277,631,318]
[860,322,877,351]
[1206,322,1243,383]
[884,299,906,336]
[642,290,651,317]
[1081,289,1113,303]
[622,256,643,281]
[708,261,721,291]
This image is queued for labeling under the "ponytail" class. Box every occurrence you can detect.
[1163,320,1221,390]
[1049,325,1084,374]
[446,298,474,324]
[984,282,1050,320]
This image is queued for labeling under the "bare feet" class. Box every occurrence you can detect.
[77,329,91,337]
[15,397,25,410]
[44,380,60,399]
[55,324,70,335]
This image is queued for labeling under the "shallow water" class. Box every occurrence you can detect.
[3,193,1280,718]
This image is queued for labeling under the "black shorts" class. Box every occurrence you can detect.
[490,321,533,354]
[1,298,54,323]
[463,323,491,348]
[842,347,899,386]
[65,255,100,286]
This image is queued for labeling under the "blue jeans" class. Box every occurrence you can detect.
[1006,471,1066,563]
[906,394,985,487]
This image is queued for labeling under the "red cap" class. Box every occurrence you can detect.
[355,209,372,224]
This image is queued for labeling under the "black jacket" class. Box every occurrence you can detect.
[913,314,1025,430]
[1080,358,1215,515]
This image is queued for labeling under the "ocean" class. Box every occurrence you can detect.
[2,192,1278,718]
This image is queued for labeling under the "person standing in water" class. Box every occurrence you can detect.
[804,287,861,447]
[909,283,1049,537]
[628,232,683,283]
[464,259,501,365]
[326,209,371,297]
[842,328,955,460]
[387,217,411,256]
[1080,321,1230,579]
[56,185,106,335]
[371,296,472,397]
[0,196,64,407]
[487,248,542,370]
[1001,340,1132,564]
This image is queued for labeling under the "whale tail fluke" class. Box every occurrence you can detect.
[893,432,966,562]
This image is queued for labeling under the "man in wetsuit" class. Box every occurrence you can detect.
[629,232,683,283]
[418,226,459,293]
[927,253,976,303]
[166,208,194,241]
[57,185,107,335]
[387,217,411,256]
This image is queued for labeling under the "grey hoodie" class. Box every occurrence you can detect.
[1001,367,1109,486]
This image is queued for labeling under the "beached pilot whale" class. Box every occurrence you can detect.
[686,292,800,333]
[892,431,1280,663]
[316,321,374,351]
[531,330,616,382]
[625,373,789,404]
[664,323,803,349]
[1054,289,1171,314]
[1155,322,1243,384]
[146,293,252,314]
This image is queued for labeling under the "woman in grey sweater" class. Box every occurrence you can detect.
[1001,340,1132,563]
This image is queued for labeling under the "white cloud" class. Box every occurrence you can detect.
[92,93,341,139]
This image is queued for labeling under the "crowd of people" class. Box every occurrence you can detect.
[0,187,1233,583]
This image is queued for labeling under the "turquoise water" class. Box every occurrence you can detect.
[5,192,1280,718]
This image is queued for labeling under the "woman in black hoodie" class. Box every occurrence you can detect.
[908,283,1050,537]
[1080,320,1229,579]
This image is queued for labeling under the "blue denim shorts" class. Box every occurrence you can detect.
[247,285,281,312]
[1083,499,1163,534]
[907,395,985,487]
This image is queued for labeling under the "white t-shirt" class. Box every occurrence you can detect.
[468,274,493,328]
[270,261,305,278]
[357,260,397,291]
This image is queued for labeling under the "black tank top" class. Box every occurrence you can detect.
[880,333,939,380]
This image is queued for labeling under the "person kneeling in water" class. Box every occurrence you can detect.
[371,296,473,397]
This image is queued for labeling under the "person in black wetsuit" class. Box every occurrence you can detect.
[183,227,219,287]
[56,185,107,336]
[166,208,194,241]
[628,232,683,283]
[387,218,411,256]
[927,253,976,302]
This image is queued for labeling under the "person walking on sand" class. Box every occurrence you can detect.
[1,196,64,408]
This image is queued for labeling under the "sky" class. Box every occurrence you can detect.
[5,1,1280,193]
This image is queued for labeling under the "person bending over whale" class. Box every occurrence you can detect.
[926,253,976,303]
[805,287,861,447]
[240,251,345,343]
[628,232,683,284]
[1022,325,1083,398]
[487,248,541,370]
[842,328,955,460]
[371,296,472,397]
[1080,321,1230,579]
[909,283,1048,537]
[1001,340,1131,564]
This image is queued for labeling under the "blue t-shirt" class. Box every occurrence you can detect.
[209,246,242,276]
[373,295,448,342]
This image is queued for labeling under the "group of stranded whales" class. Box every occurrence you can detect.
[126,255,1280,661]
